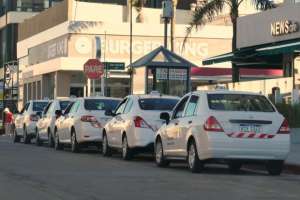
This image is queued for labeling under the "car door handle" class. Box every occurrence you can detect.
[188,120,193,124]
[175,122,178,126]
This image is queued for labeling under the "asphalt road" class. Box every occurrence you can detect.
[0,135,299,200]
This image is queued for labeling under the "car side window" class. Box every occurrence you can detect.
[45,102,54,115]
[123,98,133,114]
[172,96,189,119]
[64,102,74,115]
[70,101,80,114]
[20,103,29,114]
[20,104,27,114]
[184,95,199,117]
[115,99,127,115]
[43,102,52,115]
[25,103,30,112]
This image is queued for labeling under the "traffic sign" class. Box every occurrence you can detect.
[104,62,125,71]
[84,59,104,79]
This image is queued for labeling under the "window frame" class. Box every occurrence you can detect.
[172,95,190,119]
[115,98,128,115]
[123,98,133,114]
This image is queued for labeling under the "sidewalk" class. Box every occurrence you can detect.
[285,129,300,173]
[286,143,300,166]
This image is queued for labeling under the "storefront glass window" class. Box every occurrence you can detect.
[156,68,168,94]
[147,67,188,97]
[169,68,188,97]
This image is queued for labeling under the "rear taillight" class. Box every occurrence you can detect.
[81,115,101,128]
[30,114,39,121]
[134,116,151,129]
[203,116,224,132]
[277,119,290,134]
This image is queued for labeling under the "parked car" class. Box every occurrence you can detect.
[102,93,179,160]
[155,90,290,175]
[14,100,49,143]
[35,98,73,147]
[54,97,121,152]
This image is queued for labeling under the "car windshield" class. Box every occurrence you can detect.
[33,101,49,112]
[59,101,71,111]
[207,94,275,112]
[84,99,120,111]
[138,98,178,111]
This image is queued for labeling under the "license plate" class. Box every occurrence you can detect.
[240,124,262,133]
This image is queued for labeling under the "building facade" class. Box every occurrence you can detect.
[203,0,300,103]
[16,0,286,108]
[17,0,235,107]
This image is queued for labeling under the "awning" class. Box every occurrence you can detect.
[256,41,300,56]
[202,52,234,65]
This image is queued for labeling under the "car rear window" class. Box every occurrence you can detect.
[59,101,71,111]
[138,98,178,111]
[84,99,120,111]
[207,94,275,112]
[33,102,49,112]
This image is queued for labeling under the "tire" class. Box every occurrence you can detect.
[13,129,20,143]
[122,135,133,160]
[48,130,54,148]
[71,131,80,153]
[187,140,203,173]
[266,160,284,176]
[35,129,42,146]
[228,161,242,173]
[54,132,63,150]
[155,138,169,167]
[23,128,31,144]
[102,133,112,157]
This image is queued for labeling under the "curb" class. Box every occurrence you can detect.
[284,163,300,175]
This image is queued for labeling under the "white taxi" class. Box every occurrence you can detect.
[54,97,121,152]
[102,93,179,160]
[35,98,72,147]
[155,91,290,175]
[14,100,49,144]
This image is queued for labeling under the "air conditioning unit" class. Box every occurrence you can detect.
[162,0,173,18]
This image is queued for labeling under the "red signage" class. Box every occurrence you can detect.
[83,59,104,79]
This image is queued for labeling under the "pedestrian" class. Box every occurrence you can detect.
[4,108,14,136]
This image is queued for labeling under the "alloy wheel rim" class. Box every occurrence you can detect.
[156,142,162,163]
[188,144,195,169]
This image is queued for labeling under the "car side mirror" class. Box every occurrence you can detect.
[160,112,170,125]
[55,110,62,118]
[36,111,42,118]
[105,109,116,117]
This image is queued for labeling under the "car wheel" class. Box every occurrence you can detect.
[155,138,169,167]
[35,129,42,146]
[71,131,80,153]
[228,161,242,173]
[102,133,112,157]
[54,133,63,150]
[122,135,133,160]
[188,140,203,173]
[24,128,31,144]
[266,160,284,176]
[48,131,54,148]
[13,129,20,143]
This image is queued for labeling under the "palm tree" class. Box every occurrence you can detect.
[185,0,275,82]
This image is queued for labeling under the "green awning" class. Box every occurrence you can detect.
[256,41,300,56]
[202,52,234,65]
